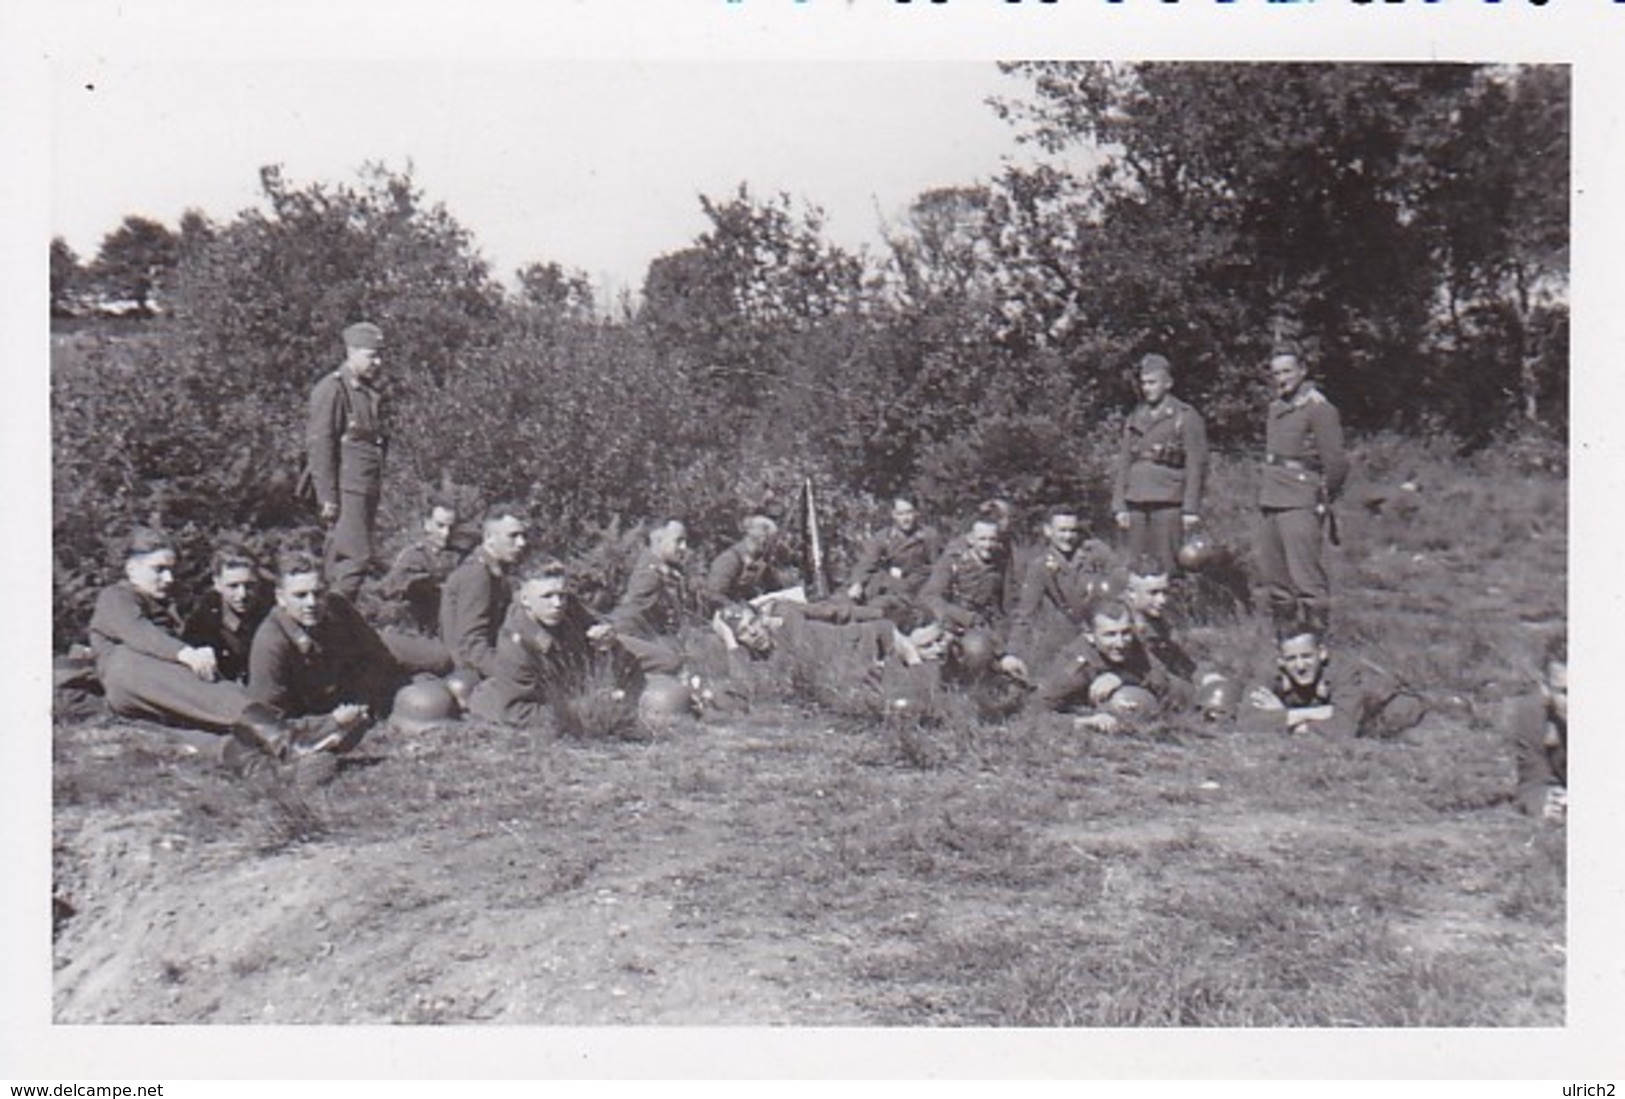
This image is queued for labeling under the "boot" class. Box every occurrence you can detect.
[230,702,292,762]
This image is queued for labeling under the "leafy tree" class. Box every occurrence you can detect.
[88,215,178,315]
[516,260,595,324]
[50,237,82,317]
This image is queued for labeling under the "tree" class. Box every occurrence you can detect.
[50,237,82,317]
[516,260,595,324]
[88,215,178,315]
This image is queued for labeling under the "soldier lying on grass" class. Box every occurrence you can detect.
[1242,623,1426,738]
[1034,597,1183,732]
[1511,632,1567,822]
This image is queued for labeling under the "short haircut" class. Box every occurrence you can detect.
[426,499,457,518]
[123,526,175,561]
[892,497,917,511]
[977,498,1013,525]
[1543,633,1567,668]
[274,548,324,582]
[1045,504,1082,523]
[741,514,778,538]
[210,541,258,578]
[482,502,528,529]
[1086,598,1134,628]
[1276,620,1323,648]
[517,558,570,586]
[1127,553,1169,580]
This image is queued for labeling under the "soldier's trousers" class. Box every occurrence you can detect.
[467,677,549,728]
[100,647,252,732]
[1256,506,1330,632]
[1126,503,1182,574]
[325,487,379,602]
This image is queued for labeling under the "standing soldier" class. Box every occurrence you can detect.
[307,321,388,601]
[845,498,943,618]
[1255,347,1349,635]
[1112,353,1209,575]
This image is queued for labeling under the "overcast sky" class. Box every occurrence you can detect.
[52,59,1044,298]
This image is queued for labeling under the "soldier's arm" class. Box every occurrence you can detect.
[610,563,661,636]
[1008,557,1050,658]
[1035,654,1091,713]
[1182,408,1209,516]
[704,550,742,611]
[1311,401,1350,503]
[380,544,430,600]
[442,571,498,675]
[917,552,958,622]
[91,586,186,662]
[246,627,299,714]
[1110,419,1133,517]
[846,533,882,589]
[305,377,345,510]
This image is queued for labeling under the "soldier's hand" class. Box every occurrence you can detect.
[319,501,339,523]
[1247,686,1284,712]
[997,654,1030,684]
[1075,712,1121,734]
[1113,511,1131,531]
[587,622,616,648]
[846,582,864,602]
[177,646,218,681]
[333,703,368,728]
[1182,513,1201,530]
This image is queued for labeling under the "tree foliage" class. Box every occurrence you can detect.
[87,215,179,316]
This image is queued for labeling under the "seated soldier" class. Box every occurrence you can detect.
[1512,633,1567,822]
[89,527,256,734]
[467,560,622,727]
[845,497,943,617]
[380,500,463,635]
[1122,553,1199,684]
[1242,622,1426,738]
[440,502,529,690]
[1009,505,1116,664]
[611,519,691,677]
[181,539,270,685]
[1034,597,1178,732]
[921,516,1013,636]
[248,548,407,755]
[704,514,781,613]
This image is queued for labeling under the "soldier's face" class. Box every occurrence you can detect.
[125,549,176,601]
[484,516,528,565]
[654,523,688,565]
[967,522,1000,562]
[276,571,326,629]
[908,624,949,663]
[347,346,382,382]
[1128,573,1170,619]
[1088,614,1134,665]
[519,576,569,628]
[1270,355,1307,399]
[424,507,456,551]
[734,611,774,655]
[1542,661,1568,723]
[1278,634,1326,688]
[214,565,257,616]
[1046,514,1082,554]
[1139,368,1172,404]
[892,501,918,534]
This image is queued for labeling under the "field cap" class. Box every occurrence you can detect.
[1138,352,1173,378]
[343,322,384,350]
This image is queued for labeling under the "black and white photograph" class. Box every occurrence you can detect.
[7,0,1624,1084]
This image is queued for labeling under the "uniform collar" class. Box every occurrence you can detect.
[273,608,317,655]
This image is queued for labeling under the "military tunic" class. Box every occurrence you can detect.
[466,600,605,727]
[1033,632,1172,715]
[89,581,252,731]
[381,540,463,635]
[847,524,943,602]
[1112,395,1208,572]
[1241,658,1422,739]
[247,595,403,721]
[439,548,513,682]
[610,550,690,676]
[181,590,268,684]
[704,540,775,612]
[307,367,387,601]
[1009,541,1115,662]
[920,545,1013,638]
[1255,383,1349,632]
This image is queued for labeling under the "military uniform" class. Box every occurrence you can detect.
[466,600,608,727]
[1511,693,1566,817]
[181,590,268,684]
[704,540,776,612]
[1134,613,1199,685]
[248,593,403,742]
[439,547,514,682]
[1256,383,1349,632]
[1242,657,1423,738]
[1009,541,1116,661]
[89,581,253,731]
[1113,395,1208,573]
[1033,632,1173,715]
[381,540,463,635]
[920,544,1012,638]
[848,523,943,604]
[611,549,690,676]
[307,363,387,601]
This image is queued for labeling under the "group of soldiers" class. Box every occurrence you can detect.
[73,323,1567,820]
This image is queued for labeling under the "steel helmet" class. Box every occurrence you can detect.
[1177,531,1216,571]
[1196,674,1243,720]
[391,678,459,733]
[1107,684,1160,719]
[638,674,697,727]
[953,630,999,677]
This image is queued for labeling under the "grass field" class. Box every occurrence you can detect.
[50,438,1566,1026]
